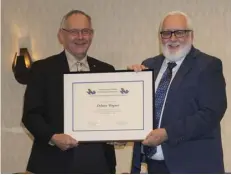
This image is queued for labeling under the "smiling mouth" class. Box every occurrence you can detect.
[74,43,87,48]
[75,42,86,45]
[168,44,180,49]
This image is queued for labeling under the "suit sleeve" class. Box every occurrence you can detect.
[165,59,227,145]
[22,61,56,144]
[108,64,115,71]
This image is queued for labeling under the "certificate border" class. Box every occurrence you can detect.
[64,69,154,141]
[72,80,144,132]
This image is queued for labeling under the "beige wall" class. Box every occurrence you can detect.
[1,0,231,173]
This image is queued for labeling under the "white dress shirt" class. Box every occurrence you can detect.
[65,50,90,72]
[150,57,185,160]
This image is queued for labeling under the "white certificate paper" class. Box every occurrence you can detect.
[64,70,153,141]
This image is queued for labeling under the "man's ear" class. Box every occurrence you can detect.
[191,31,194,40]
[57,29,63,44]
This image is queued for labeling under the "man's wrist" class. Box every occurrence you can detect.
[162,128,168,141]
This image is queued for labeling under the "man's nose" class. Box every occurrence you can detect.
[75,31,83,39]
[74,31,83,40]
[170,34,177,41]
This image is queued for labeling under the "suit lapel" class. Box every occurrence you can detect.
[87,56,98,72]
[58,51,70,73]
[153,55,165,81]
[167,46,199,103]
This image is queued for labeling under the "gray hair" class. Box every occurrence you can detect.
[159,11,193,31]
[60,10,92,28]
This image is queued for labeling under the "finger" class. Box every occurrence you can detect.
[141,65,148,70]
[144,135,161,146]
[144,131,153,141]
[142,138,150,145]
[128,65,140,71]
[61,145,68,151]
[143,134,155,145]
[74,142,79,147]
[72,141,79,147]
[64,136,71,145]
[62,139,73,149]
[66,137,78,147]
[133,66,143,72]
[71,138,78,145]
[65,144,71,150]
[134,68,139,72]
[148,131,154,137]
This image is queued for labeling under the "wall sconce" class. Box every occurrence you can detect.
[12,48,33,85]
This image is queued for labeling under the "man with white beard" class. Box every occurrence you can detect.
[128,11,227,174]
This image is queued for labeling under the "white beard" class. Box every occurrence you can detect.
[161,42,192,62]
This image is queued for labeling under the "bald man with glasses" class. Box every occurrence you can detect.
[22,10,116,174]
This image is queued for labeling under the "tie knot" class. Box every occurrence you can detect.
[76,62,83,72]
[167,62,176,71]
[76,62,83,66]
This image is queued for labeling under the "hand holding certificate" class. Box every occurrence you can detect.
[64,70,154,142]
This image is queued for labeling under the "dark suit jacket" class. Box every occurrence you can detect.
[131,46,227,173]
[22,51,116,174]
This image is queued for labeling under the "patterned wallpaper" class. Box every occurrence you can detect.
[1,0,231,173]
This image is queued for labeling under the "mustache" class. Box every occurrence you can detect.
[73,39,88,44]
[166,42,181,46]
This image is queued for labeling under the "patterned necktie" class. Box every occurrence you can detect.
[76,62,83,72]
[143,62,177,158]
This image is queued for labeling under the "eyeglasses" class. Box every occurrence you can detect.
[62,28,93,36]
[160,30,192,39]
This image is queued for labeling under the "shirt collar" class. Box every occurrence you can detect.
[164,56,185,67]
[65,50,88,67]
[161,56,186,73]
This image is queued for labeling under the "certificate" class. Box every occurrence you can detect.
[64,70,154,141]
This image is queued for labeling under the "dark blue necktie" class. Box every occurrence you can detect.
[143,62,177,158]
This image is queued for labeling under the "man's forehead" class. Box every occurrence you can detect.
[66,14,91,28]
[162,15,187,29]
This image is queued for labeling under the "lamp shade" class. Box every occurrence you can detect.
[12,48,33,84]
